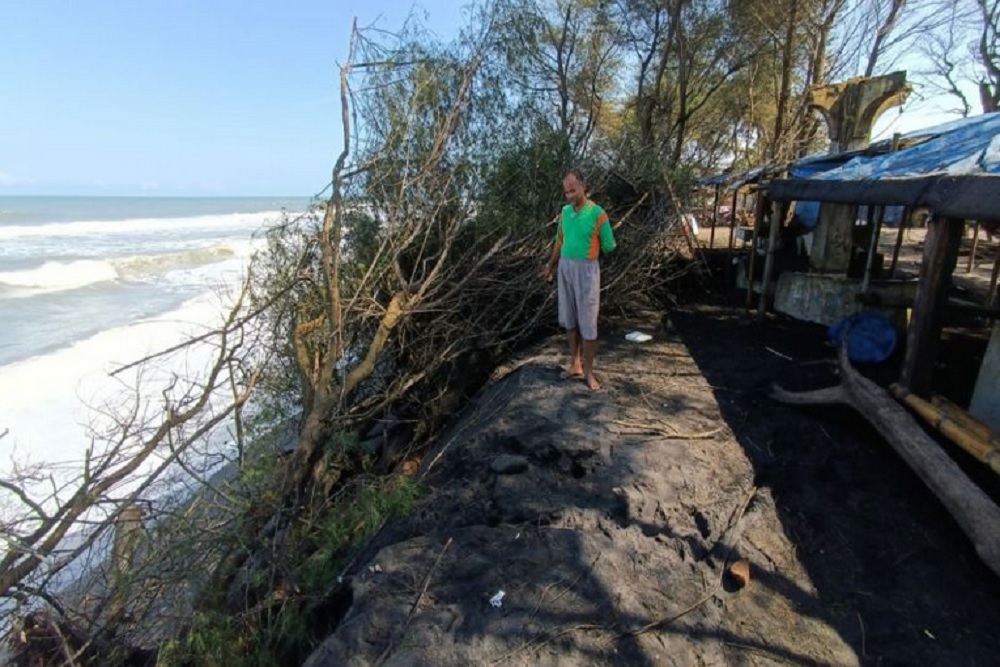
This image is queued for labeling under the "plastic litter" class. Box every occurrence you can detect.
[489,590,506,608]
[625,331,652,343]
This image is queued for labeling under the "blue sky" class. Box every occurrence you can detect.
[0,0,468,197]
[0,1,978,197]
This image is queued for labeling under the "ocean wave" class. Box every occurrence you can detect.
[116,245,237,276]
[0,260,118,292]
[0,210,288,241]
[0,242,262,297]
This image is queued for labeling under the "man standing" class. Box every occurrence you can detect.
[545,169,616,391]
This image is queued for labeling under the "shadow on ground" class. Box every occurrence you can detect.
[669,292,1000,666]
[300,304,920,666]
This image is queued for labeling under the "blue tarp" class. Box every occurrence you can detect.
[695,166,766,190]
[787,158,853,227]
[810,113,1000,182]
[793,200,821,227]
[700,114,1000,195]
[695,172,735,186]
[829,312,898,364]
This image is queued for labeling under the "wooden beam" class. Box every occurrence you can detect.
[900,217,964,396]
[768,175,1000,224]
[856,293,1000,320]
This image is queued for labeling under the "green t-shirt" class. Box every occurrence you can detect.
[556,200,616,261]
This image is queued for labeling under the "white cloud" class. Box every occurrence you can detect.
[0,171,34,186]
[139,181,159,192]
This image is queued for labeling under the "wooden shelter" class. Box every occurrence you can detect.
[767,113,1000,426]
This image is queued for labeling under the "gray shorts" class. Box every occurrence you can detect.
[557,257,600,340]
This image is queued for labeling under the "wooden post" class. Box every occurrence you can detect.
[900,217,964,396]
[746,191,765,309]
[862,205,886,293]
[709,184,720,249]
[889,207,911,278]
[727,188,738,250]
[726,188,739,285]
[987,242,1000,307]
[968,221,981,274]
[757,200,786,320]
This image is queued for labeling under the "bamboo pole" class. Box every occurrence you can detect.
[891,384,1000,476]
[930,394,998,445]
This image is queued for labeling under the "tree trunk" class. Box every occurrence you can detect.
[772,0,799,161]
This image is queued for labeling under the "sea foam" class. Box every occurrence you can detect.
[0,210,285,241]
[0,240,264,297]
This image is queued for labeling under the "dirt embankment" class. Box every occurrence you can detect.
[299,299,1000,666]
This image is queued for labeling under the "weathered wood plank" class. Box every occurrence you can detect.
[900,217,963,396]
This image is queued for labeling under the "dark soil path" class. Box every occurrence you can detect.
[299,291,1000,666]
[666,295,1000,666]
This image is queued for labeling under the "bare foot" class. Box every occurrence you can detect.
[586,374,601,391]
[562,365,584,379]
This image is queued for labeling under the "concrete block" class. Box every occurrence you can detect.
[970,322,1000,432]
[774,271,914,328]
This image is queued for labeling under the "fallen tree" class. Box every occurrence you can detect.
[771,343,1000,579]
[2,7,698,664]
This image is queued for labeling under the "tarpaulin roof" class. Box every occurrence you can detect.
[694,166,769,190]
[769,113,1000,221]
[695,171,735,186]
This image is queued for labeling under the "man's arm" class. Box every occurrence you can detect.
[545,214,563,282]
[545,235,562,282]
[598,212,616,254]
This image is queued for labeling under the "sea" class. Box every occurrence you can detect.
[0,196,310,487]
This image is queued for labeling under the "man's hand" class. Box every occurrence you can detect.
[544,266,555,283]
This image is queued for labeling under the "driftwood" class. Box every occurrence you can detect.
[771,344,1000,579]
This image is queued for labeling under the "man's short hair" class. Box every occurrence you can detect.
[564,168,587,186]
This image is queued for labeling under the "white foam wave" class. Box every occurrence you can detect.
[116,245,236,277]
[0,210,287,241]
[0,241,266,297]
[0,259,118,291]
